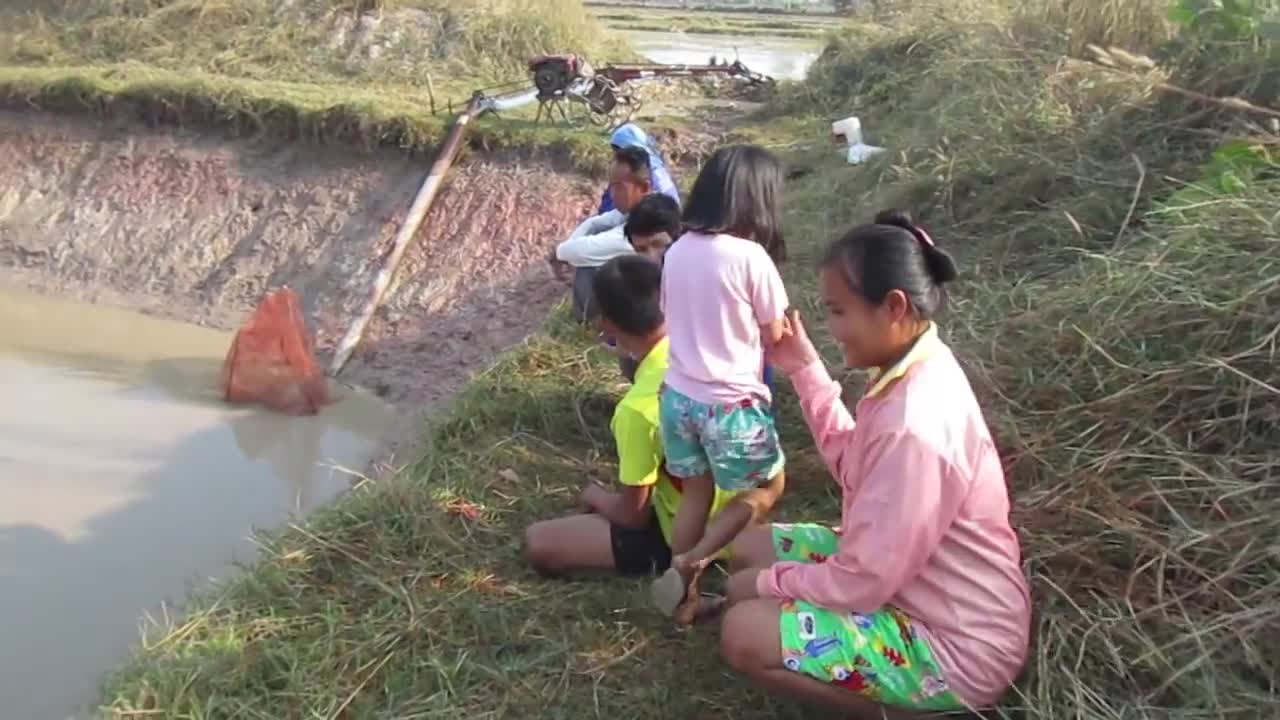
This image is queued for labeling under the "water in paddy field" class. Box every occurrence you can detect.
[626,29,822,81]
[0,286,394,720]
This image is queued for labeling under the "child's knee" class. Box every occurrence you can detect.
[523,523,561,574]
[725,569,760,605]
[720,604,770,671]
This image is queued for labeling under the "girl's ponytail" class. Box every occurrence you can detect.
[823,209,959,321]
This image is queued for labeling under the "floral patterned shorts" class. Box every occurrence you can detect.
[772,523,964,712]
[659,385,784,492]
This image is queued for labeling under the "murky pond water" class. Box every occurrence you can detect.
[627,29,821,81]
[0,287,393,720]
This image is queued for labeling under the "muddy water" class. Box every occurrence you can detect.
[0,288,393,720]
[627,29,821,81]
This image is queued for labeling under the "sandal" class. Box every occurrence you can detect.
[651,564,706,625]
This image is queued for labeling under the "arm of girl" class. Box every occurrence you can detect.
[789,358,860,481]
[750,246,791,345]
[756,430,969,612]
[766,309,858,479]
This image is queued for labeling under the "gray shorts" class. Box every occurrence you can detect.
[571,266,598,324]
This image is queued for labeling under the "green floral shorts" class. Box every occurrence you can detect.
[772,523,964,711]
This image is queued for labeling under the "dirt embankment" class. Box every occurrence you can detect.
[0,110,597,419]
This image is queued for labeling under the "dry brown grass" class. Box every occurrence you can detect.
[758,2,1279,715]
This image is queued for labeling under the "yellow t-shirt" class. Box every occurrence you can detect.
[611,337,739,544]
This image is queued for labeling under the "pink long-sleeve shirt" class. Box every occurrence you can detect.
[757,326,1032,708]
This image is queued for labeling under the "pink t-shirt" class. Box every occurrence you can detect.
[757,327,1032,708]
[660,232,788,404]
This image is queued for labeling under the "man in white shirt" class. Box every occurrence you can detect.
[551,147,654,322]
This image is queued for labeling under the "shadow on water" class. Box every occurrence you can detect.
[0,347,390,720]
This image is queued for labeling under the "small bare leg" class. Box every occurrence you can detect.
[668,473,715,558]
[683,471,785,570]
[652,474,715,617]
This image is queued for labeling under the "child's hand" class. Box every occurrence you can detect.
[597,333,625,357]
[766,308,821,375]
[672,553,711,576]
[578,480,608,513]
[778,313,795,339]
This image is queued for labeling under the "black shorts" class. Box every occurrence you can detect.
[610,511,672,576]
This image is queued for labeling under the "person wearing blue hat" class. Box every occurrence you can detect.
[599,123,681,214]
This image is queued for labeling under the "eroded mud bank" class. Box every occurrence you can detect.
[0,110,597,415]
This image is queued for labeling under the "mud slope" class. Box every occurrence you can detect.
[0,110,597,410]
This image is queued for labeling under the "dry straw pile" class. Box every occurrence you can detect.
[2,0,615,86]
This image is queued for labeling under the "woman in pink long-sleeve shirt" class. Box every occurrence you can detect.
[718,210,1032,717]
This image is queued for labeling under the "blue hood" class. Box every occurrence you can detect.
[598,122,680,214]
[609,123,667,170]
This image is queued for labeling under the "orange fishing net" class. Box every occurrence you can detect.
[221,288,330,415]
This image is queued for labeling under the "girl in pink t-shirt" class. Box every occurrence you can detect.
[650,145,792,621]
[716,210,1031,716]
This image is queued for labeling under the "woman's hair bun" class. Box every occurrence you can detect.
[924,246,959,284]
[873,208,916,232]
[873,208,958,285]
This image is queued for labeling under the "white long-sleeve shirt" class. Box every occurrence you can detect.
[556,210,633,268]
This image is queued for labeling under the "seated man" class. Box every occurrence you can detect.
[525,255,739,577]
[550,147,653,323]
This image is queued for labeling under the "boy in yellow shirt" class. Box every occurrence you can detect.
[524,255,739,577]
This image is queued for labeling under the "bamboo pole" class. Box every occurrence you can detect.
[328,103,479,376]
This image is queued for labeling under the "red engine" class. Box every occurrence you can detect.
[529,54,591,99]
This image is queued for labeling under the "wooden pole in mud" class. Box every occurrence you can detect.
[328,100,479,376]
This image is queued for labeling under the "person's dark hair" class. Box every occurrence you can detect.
[682,144,786,263]
[592,254,664,336]
[613,146,652,186]
[624,194,682,245]
[821,209,959,320]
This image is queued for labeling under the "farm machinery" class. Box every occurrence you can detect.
[523,53,772,126]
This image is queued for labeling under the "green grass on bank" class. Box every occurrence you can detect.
[82,0,1280,717]
[103,317,839,719]
[0,64,616,172]
[3,0,621,89]
[0,0,631,170]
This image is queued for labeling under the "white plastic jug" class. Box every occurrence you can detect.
[831,116,864,145]
[831,116,885,165]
